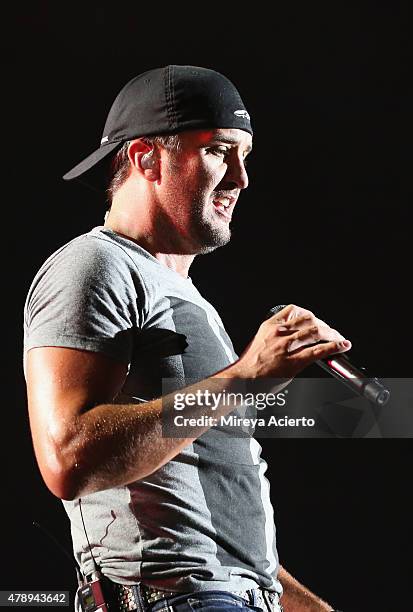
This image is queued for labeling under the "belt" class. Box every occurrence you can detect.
[109,582,282,612]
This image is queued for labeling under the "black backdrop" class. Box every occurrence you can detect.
[6,4,412,611]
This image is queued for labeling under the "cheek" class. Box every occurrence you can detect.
[164,156,223,199]
[193,164,225,195]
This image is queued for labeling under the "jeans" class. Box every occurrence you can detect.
[75,581,283,612]
[149,590,283,612]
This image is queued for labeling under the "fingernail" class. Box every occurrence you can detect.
[340,340,351,349]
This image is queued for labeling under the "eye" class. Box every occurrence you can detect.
[206,146,230,158]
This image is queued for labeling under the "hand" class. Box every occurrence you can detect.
[235,304,352,380]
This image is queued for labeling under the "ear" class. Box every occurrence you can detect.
[127,139,160,182]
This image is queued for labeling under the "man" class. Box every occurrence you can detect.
[24,65,348,612]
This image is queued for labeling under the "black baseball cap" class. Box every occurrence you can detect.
[63,65,252,189]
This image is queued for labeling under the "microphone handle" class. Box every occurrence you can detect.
[316,355,390,406]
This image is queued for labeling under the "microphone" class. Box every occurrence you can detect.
[267,305,391,406]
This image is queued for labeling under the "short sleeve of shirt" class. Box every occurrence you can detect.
[24,232,144,366]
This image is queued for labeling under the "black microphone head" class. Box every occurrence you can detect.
[266,304,287,319]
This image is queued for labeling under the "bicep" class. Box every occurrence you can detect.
[26,346,128,488]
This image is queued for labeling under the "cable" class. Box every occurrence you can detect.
[79,498,99,575]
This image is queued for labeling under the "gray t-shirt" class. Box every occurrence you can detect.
[24,227,282,595]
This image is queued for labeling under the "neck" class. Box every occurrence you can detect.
[149,251,195,278]
[106,181,198,278]
[104,218,195,279]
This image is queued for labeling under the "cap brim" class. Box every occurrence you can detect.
[63,141,121,183]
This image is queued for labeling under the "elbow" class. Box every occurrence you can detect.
[45,479,78,501]
[36,443,88,501]
[45,470,84,501]
[41,461,85,501]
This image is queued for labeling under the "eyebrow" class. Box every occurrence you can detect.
[209,135,253,154]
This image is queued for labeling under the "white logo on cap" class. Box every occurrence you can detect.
[101,136,109,144]
[234,110,250,121]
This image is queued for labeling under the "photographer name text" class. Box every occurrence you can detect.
[173,414,315,428]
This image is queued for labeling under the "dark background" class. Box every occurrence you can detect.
[6,4,412,611]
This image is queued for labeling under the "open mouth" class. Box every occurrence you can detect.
[212,197,233,220]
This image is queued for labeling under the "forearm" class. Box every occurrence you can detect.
[278,565,334,612]
[54,364,245,499]
[29,305,350,500]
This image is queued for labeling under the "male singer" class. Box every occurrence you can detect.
[24,65,349,612]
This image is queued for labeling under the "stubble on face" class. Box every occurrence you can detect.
[157,138,234,255]
[187,186,232,254]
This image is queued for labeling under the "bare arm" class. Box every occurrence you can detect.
[26,346,241,500]
[278,565,335,612]
[26,304,351,500]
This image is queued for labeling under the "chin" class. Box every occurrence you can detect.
[187,211,232,254]
[195,230,231,254]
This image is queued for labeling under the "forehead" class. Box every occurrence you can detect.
[180,128,253,153]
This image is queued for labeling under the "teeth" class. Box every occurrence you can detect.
[214,197,230,207]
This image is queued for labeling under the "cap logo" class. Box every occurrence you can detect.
[234,110,250,121]
[101,136,109,144]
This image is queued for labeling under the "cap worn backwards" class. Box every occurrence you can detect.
[63,65,252,190]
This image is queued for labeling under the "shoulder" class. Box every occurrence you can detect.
[32,227,150,288]
[25,227,156,321]
[54,227,134,270]
[24,228,146,359]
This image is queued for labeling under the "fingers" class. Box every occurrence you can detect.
[296,339,352,368]
[267,310,314,335]
[248,304,353,378]
[268,304,302,324]
[286,325,321,352]
[272,315,314,335]
[268,305,350,349]
[270,303,314,322]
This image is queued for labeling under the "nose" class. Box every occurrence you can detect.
[225,155,249,190]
